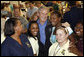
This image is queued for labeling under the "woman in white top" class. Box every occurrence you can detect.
[27,21,39,56]
[48,26,78,56]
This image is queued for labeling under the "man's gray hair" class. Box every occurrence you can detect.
[38,6,49,13]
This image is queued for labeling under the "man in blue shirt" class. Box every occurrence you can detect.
[37,6,51,56]
[37,19,47,45]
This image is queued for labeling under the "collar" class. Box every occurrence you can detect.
[37,19,48,26]
[28,36,38,40]
[59,40,70,49]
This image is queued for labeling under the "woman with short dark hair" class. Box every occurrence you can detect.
[1,18,33,56]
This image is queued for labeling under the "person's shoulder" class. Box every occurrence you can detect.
[49,42,58,54]
[1,18,6,21]
[53,42,58,46]
[49,42,58,49]
[64,10,71,15]
[1,37,11,49]
[28,36,33,40]
[46,20,52,26]
[1,40,10,56]
[68,42,83,56]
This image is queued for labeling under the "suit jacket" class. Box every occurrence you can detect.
[38,20,52,56]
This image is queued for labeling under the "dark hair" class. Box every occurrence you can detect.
[76,20,83,25]
[1,15,7,18]
[51,11,62,18]
[27,21,39,38]
[29,1,35,4]
[53,3,59,11]
[1,3,5,10]
[67,1,76,6]
[4,18,19,36]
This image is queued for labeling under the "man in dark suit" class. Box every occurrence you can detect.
[37,6,52,56]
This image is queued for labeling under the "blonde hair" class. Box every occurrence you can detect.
[54,26,69,35]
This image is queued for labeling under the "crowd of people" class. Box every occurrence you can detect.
[1,1,83,56]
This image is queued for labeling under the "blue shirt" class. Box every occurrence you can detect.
[50,27,56,44]
[37,19,47,45]
[1,34,33,56]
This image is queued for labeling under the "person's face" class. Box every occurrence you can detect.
[30,23,39,37]
[14,9,20,17]
[25,3,29,8]
[15,20,23,35]
[75,23,83,37]
[29,3,34,8]
[50,14,60,26]
[39,9,48,22]
[33,16,38,21]
[56,29,68,43]
[36,3,41,7]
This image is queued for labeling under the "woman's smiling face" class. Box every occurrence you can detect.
[56,29,67,43]
[30,23,39,37]
[75,23,83,37]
